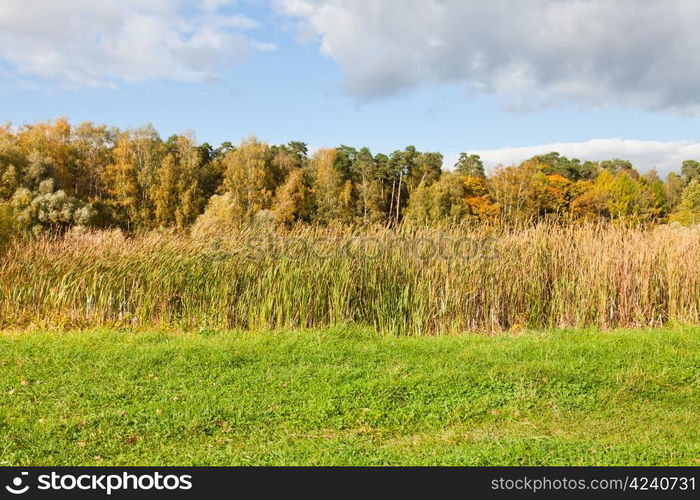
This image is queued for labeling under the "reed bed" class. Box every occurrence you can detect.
[1,223,699,334]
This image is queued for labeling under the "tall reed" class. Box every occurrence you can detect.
[1,223,698,334]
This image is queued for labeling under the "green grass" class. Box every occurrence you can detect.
[0,327,698,466]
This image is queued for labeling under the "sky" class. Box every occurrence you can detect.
[1,0,700,175]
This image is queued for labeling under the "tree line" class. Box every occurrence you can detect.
[1,118,700,239]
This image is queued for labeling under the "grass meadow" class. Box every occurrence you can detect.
[1,222,700,335]
[1,223,699,465]
[1,327,698,466]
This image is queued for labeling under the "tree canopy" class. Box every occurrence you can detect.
[1,119,698,241]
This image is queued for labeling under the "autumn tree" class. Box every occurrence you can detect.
[570,169,663,222]
[310,148,353,223]
[272,168,313,226]
[664,172,685,210]
[405,171,498,224]
[10,179,94,236]
[599,159,637,178]
[104,132,140,228]
[671,179,700,225]
[15,119,75,195]
[404,173,465,224]
[530,152,597,181]
[409,152,442,190]
[151,153,179,227]
[462,175,499,221]
[681,160,700,185]
[385,146,420,223]
[71,122,115,201]
[641,170,670,220]
[126,125,165,226]
[218,137,277,221]
[0,124,25,200]
[351,147,388,222]
[530,173,572,216]
[490,161,540,222]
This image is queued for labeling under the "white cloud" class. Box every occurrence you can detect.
[276,0,700,112]
[454,139,700,176]
[0,0,274,87]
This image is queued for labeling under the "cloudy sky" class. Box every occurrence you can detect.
[1,0,700,174]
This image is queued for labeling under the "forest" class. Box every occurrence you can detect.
[2,118,700,245]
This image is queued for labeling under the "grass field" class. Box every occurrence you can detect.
[3,224,700,335]
[0,327,698,466]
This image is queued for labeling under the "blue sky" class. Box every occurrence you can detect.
[1,0,700,174]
